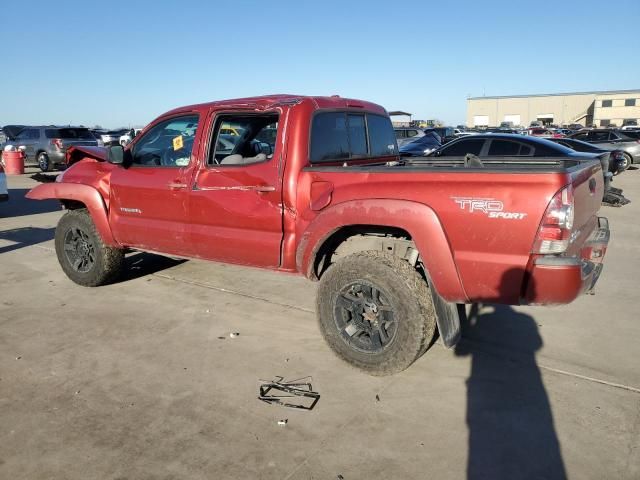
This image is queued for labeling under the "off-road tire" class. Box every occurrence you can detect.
[316,251,437,376]
[38,152,53,172]
[55,209,124,286]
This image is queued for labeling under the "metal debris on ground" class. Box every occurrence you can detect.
[258,376,320,411]
[603,188,631,207]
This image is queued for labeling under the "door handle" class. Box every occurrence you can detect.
[254,185,276,193]
[168,182,187,190]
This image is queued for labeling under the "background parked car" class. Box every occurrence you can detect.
[394,127,425,147]
[427,133,614,196]
[119,128,142,146]
[548,137,626,174]
[398,132,441,156]
[569,129,640,170]
[528,128,563,138]
[98,129,129,146]
[5,126,98,171]
[424,126,455,143]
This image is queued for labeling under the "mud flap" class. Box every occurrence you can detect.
[430,287,461,348]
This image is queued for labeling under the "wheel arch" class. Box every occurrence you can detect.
[26,182,118,246]
[296,199,468,302]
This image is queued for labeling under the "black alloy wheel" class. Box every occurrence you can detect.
[63,226,96,273]
[334,281,397,353]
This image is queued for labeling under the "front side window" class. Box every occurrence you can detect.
[209,114,278,165]
[601,100,612,108]
[439,138,485,156]
[407,130,419,138]
[310,112,397,162]
[131,114,199,167]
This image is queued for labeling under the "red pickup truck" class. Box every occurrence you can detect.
[27,94,610,375]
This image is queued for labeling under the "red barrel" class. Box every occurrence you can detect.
[2,150,25,175]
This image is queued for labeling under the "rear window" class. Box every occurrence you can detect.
[310,112,397,162]
[45,128,94,139]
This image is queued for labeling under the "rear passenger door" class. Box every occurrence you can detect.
[189,110,284,267]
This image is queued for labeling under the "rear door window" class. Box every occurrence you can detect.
[487,140,522,155]
[310,113,350,161]
[589,131,611,142]
[367,114,398,157]
[310,112,397,162]
[438,138,485,156]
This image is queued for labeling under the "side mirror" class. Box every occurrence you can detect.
[107,145,124,164]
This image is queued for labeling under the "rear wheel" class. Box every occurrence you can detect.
[316,251,437,376]
[37,152,53,172]
[55,209,124,286]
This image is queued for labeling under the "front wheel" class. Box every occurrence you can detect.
[316,251,437,376]
[621,153,633,171]
[55,209,124,286]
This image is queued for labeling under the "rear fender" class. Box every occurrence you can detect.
[26,182,118,246]
[296,199,467,302]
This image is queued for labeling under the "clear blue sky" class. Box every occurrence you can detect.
[1,0,639,128]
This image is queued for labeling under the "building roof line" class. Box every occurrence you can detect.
[468,89,640,100]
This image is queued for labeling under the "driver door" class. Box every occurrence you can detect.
[109,113,200,256]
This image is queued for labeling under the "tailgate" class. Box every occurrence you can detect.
[567,160,603,255]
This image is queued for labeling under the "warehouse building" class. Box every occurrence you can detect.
[466,89,640,128]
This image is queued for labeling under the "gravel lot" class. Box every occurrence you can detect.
[1,167,639,480]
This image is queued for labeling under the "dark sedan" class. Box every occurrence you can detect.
[427,133,613,192]
[399,133,441,156]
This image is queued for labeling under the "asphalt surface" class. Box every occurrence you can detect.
[1,167,639,480]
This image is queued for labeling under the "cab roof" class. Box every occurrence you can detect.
[163,94,388,116]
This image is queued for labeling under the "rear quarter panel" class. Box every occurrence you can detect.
[294,168,568,303]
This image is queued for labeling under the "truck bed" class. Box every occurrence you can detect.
[305,155,597,173]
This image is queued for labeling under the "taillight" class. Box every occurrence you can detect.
[50,138,63,149]
[533,185,574,254]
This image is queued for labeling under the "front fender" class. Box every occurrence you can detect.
[26,182,118,246]
[296,199,467,302]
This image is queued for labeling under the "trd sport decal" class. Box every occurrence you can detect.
[452,197,527,220]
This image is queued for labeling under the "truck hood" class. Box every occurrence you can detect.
[66,145,108,166]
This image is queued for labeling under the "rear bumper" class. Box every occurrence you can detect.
[524,217,609,305]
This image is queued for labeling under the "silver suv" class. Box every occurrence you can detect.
[7,126,98,171]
